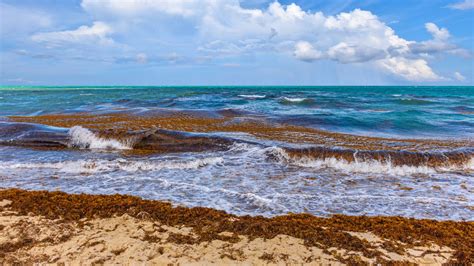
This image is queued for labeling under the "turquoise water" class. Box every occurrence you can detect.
[1,86,473,138]
[0,86,473,220]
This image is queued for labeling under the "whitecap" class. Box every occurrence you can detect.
[467,157,474,170]
[68,126,131,150]
[238,94,266,99]
[0,157,224,174]
[265,147,473,175]
[280,97,310,103]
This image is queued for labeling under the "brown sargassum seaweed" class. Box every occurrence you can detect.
[8,112,474,167]
[9,112,473,152]
[0,189,472,264]
[280,146,473,168]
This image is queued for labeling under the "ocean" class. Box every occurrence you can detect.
[0,86,473,220]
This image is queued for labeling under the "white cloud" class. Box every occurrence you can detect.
[324,8,381,30]
[193,4,446,81]
[327,42,386,63]
[28,0,468,82]
[448,0,474,10]
[32,21,114,47]
[293,41,323,62]
[377,57,442,81]
[408,23,469,58]
[454,71,466,81]
[425,23,450,41]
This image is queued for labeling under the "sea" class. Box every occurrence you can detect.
[0,86,473,220]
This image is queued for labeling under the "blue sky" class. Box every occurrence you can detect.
[0,0,473,85]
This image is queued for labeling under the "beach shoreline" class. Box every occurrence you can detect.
[0,189,472,264]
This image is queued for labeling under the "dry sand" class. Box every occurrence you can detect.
[0,197,460,265]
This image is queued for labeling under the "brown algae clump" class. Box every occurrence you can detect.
[9,112,473,152]
[0,189,472,264]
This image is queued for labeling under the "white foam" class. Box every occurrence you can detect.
[0,157,224,174]
[238,94,266,99]
[68,126,130,150]
[280,97,308,103]
[117,157,224,172]
[215,187,288,212]
[466,157,474,170]
[265,147,474,175]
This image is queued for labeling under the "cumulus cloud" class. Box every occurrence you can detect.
[448,0,474,10]
[294,41,386,64]
[425,22,450,41]
[377,57,442,81]
[293,41,323,62]
[32,21,114,47]
[327,42,386,63]
[408,23,469,58]
[425,23,450,40]
[26,0,469,82]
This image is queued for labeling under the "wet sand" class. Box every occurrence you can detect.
[0,189,473,265]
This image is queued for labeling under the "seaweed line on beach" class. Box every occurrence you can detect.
[0,189,472,264]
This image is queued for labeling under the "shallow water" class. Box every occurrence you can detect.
[2,86,473,138]
[0,86,473,220]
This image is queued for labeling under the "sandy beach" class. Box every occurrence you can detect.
[1,189,472,265]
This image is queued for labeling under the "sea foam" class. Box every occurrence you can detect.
[266,147,473,175]
[279,97,314,105]
[68,126,130,150]
[0,157,224,174]
[238,94,266,99]
[280,97,307,102]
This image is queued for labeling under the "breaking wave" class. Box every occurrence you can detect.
[265,147,474,175]
[0,157,224,174]
[1,123,473,176]
[68,126,131,150]
[279,97,314,105]
[238,94,266,99]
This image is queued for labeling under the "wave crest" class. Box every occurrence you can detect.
[279,97,313,105]
[68,126,131,150]
[266,147,473,175]
[0,157,224,174]
[238,94,266,99]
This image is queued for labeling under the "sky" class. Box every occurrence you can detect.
[0,0,473,86]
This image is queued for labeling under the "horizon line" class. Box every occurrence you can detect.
[1,85,473,88]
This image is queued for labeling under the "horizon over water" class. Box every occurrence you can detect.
[0,85,473,220]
